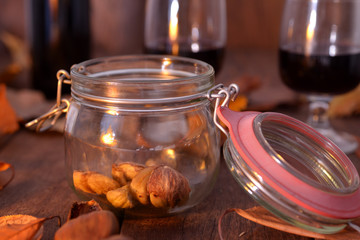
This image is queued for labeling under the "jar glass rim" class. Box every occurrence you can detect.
[253,112,359,194]
[70,54,214,83]
[69,55,215,107]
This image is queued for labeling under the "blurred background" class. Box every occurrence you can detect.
[0,0,285,90]
[0,0,284,54]
[2,0,358,126]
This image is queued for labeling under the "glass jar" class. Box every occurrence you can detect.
[218,107,360,234]
[26,54,360,234]
[63,55,220,217]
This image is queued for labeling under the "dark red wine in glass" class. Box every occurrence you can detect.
[279,49,360,95]
[144,0,227,74]
[278,0,360,154]
[145,40,225,73]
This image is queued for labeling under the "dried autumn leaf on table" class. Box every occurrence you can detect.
[0,215,44,240]
[329,84,360,117]
[218,206,360,240]
[103,235,133,240]
[229,95,248,112]
[0,32,30,85]
[0,161,14,190]
[0,215,60,240]
[0,64,21,85]
[235,75,262,95]
[0,84,19,134]
[55,210,119,240]
[1,32,31,71]
[228,75,260,111]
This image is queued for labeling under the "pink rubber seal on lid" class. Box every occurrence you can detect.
[218,106,360,219]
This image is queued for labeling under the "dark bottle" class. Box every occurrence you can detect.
[28,0,90,99]
[278,49,360,95]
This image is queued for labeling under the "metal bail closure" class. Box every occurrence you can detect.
[207,83,239,138]
[25,70,71,132]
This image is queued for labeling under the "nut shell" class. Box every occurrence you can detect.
[73,171,120,195]
[106,185,135,209]
[87,172,121,195]
[73,171,95,194]
[147,165,191,208]
[112,162,145,185]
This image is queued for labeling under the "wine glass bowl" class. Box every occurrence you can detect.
[144,0,227,73]
[278,0,360,154]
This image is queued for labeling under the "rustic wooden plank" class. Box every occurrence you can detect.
[0,49,359,240]
[0,130,79,239]
[0,129,315,240]
[120,159,313,240]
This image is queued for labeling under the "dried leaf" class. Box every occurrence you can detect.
[0,63,21,84]
[235,75,262,95]
[67,200,102,221]
[55,210,119,240]
[229,95,248,112]
[0,84,19,134]
[0,32,30,85]
[329,84,360,117]
[1,32,31,70]
[0,162,11,171]
[0,161,15,190]
[103,234,133,240]
[218,206,360,240]
[0,215,60,240]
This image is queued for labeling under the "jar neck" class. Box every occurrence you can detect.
[70,55,215,111]
[71,90,212,112]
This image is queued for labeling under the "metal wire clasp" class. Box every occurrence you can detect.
[207,83,239,138]
[25,70,72,132]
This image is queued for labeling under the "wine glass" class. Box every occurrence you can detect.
[278,0,360,154]
[144,0,227,73]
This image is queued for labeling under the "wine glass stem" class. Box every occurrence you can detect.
[305,96,358,154]
[306,99,331,129]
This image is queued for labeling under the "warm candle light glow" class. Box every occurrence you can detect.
[306,10,316,42]
[101,127,115,146]
[198,160,206,171]
[161,59,172,75]
[162,59,172,68]
[305,0,318,55]
[169,0,179,55]
[106,109,119,116]
[166,149,176,160]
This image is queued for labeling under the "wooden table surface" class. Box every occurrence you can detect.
[0,49,359,240]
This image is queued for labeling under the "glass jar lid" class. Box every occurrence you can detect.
[218,106,360,233]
